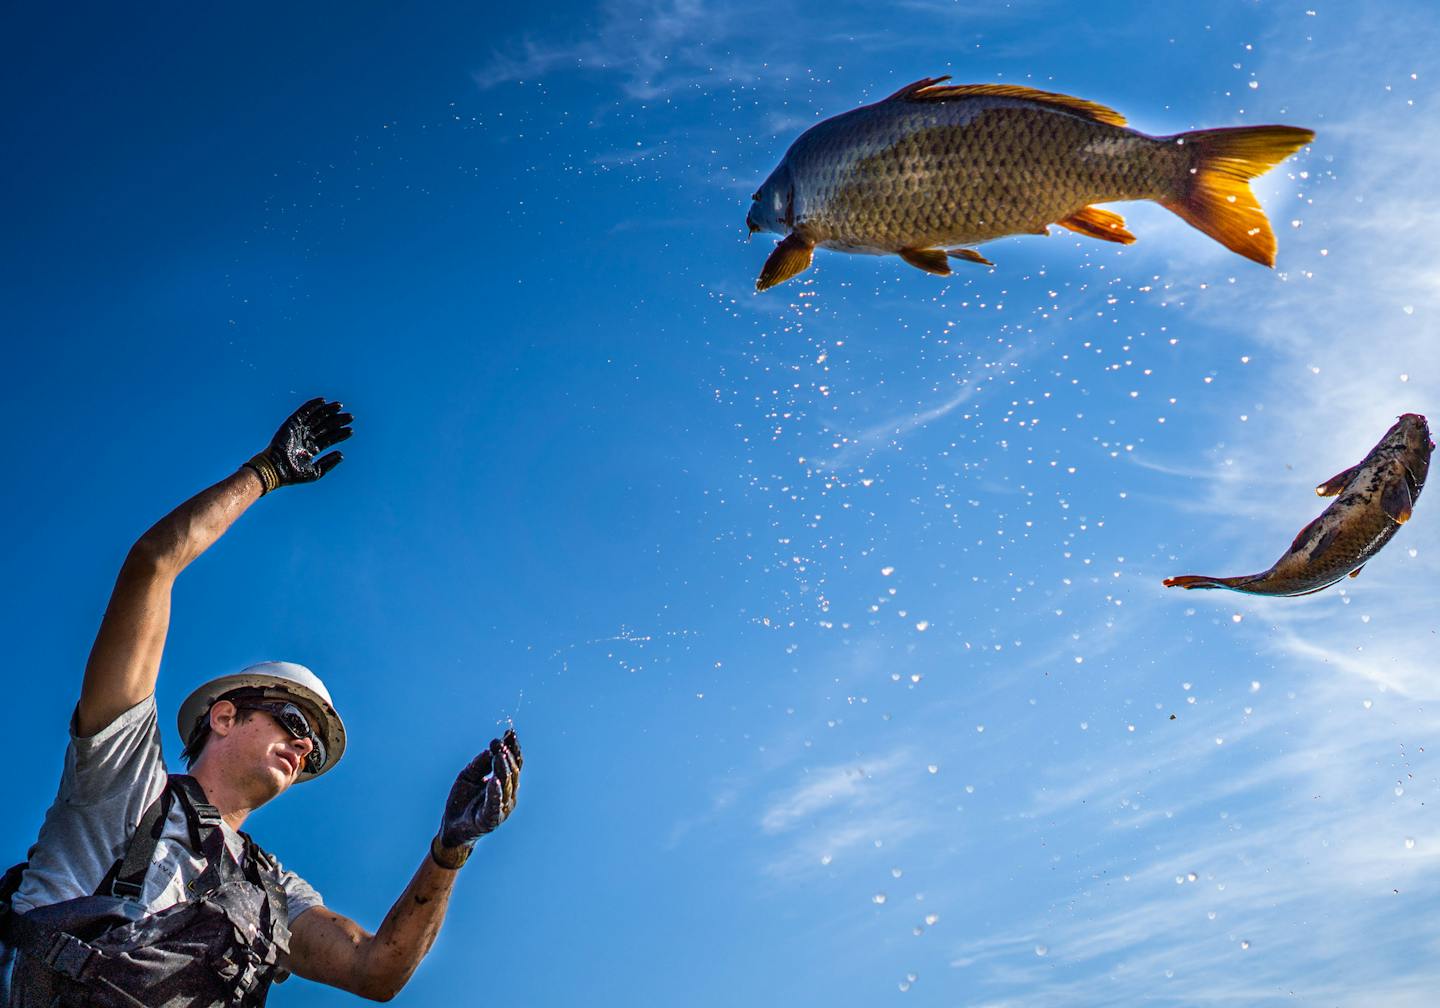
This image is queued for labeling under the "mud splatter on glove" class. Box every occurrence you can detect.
[432,729,522,869]
[245,397,353,494]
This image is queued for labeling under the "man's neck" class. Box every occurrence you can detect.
[190,764,258,832]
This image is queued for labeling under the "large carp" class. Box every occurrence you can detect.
[746,77,1314,291]
[1164,414,1433,597]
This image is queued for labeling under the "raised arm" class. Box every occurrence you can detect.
[76,398,353,737]
[288,731,522,1001]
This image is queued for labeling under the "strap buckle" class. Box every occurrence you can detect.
[43,931,97,980]
[190,801,224,829]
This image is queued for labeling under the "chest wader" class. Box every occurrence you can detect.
[0,775,292,1008]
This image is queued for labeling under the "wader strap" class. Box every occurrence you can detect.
[0,910,152,1008]
[104,784,176,900]
[168,775,244,895]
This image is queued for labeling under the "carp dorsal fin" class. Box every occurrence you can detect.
[894,79,1128,128]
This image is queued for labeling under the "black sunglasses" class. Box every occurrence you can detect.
[234,700,327,773]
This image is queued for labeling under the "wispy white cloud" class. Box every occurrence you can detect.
[474,0,794,101]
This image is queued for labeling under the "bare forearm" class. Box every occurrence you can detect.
[77,468,262,736]
[128,468,263,574]
[357,852,461,1000]
[291,849,463,1001]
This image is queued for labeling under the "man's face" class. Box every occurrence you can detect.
[211,700,317,798]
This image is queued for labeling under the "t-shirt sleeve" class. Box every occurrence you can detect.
[67,693,169,809]
[14,694,169,913]
[275,861,325,920]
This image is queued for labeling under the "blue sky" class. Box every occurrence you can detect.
[4,1,1439,1005]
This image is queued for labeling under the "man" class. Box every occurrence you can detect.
[0,399,522,1007]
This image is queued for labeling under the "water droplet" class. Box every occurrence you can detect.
[1394,785,1404,796]
[873,893,888,905]
[1231,613,1243,623]
[1363,699,1374,710]
[1240,940,1251,950]
[1034,944,1048,957]
[820,854,832,865]
[927,764,939,774]
[1250,681,1261,692]
[1404,837,1416,849]
[881,566,895,576]
[1187,872,1199,882]
[891,867,903,878]
[915,620,929,632]
[924,913,939,925]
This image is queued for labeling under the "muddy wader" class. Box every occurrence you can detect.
[0,775,292,1008]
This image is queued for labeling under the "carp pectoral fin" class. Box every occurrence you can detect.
[1056,207,1137,245]
[1158,125,1315,267]
[1289,515,1325,554]
[1309,525,1341,558]
[1382,476,1414,524]
[1163,575,1234,590]
[946,248,994,267]
[899,248,952,276]
[1316,463,1363,496]
[1348,563,1367,579]
[756,234,815,292]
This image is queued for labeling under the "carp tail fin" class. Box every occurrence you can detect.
[1159,125,1315,267]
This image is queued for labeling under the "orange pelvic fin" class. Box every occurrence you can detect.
[899,248,952,276]
[1159,125,1315,267]
[1056,206,1136,244]
[1348,563,1366,579]
[756,233,815,291]
[947,248,994,267]
[1316,463,1362,497]
[1162,575,1239,590]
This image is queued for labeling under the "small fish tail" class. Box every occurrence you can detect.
[1162,574,1241,590]
[1159,125,1315,267]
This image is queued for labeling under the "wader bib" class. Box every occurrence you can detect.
[0,775,292,1008]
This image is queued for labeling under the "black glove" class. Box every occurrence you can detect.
[433,729,522,869]
[244,397,353,494]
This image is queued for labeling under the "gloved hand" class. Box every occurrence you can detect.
[244,397,354,494]
[432,729,522,869]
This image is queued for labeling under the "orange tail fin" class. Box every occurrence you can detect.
[1163,575,1238,590]
[1159,125,1314,267]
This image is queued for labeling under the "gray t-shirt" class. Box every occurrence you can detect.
[12,694,322,920]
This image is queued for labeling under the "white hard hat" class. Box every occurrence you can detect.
[177,661,346,781]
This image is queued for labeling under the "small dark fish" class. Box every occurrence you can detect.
[1164,414,1432,597]
[746,77,1314,291]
